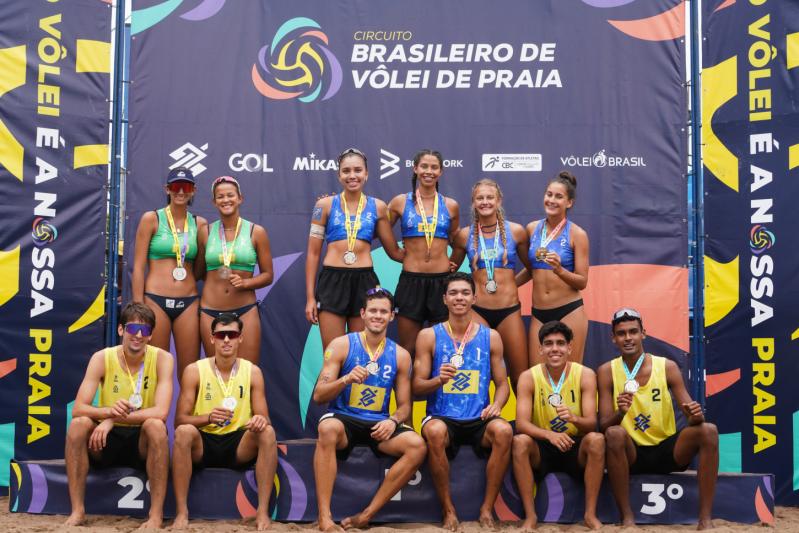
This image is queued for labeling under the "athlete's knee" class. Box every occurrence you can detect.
[422,421,448,449]
[174,424,197,448]
[512,434,533,459]
[142,418,167,440]
[317,420,342,447]
[604,425,628,450]
[67,416,94,437]
[403,433,427,463]
[490,421,513,449]
[258,425,277,447]
[583,432,605,456]
[698,422,718,448]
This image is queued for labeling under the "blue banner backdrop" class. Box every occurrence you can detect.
[0,0,111,487]
[702,0,799,506]
[125,1,688,440]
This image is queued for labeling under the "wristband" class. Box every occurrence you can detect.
[388,417,400,427]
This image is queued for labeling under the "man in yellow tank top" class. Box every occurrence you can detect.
[172,312,276,530]
[512,321,604,530]
[598,308,718,529]
[65,302,173,528]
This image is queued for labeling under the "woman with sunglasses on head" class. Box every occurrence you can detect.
[518,171,589,364]
[197,175,274,365]
[451,179,532,391]
[305,147,404,349]
[132,167,207,379]
[387,149,460,357]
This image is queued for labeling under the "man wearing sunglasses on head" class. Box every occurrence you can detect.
[172,312,276,530]
[313,287,426,531]
[598,308,718,530]
[65,302,174,528]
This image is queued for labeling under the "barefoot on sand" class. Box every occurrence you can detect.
[341,513,370,530]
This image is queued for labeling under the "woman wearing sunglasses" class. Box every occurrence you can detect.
[197,176,274,364]
[305,147,404,349]
[132,167,207,378]
[387,149,460,357]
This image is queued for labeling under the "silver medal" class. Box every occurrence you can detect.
[547,393,562,407]
[450,354,464,369]
[485,280,498,294]
[624,379,639,394]
[218,266,232,279]
[343,250,357,265]
[129,393,143,409]
[365,361,379,375]
[222,396,238,411]
[172,266,187,281]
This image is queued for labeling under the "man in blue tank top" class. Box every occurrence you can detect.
[313,288,426,531]
[413,272,512,531]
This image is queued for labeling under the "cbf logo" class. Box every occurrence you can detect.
[252,17,343,103]
[549,416,568,433]
[358,388,377,407]
[633,413,652,432]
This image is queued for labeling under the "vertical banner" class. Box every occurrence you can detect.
[0,0,111,487]
[126,1,687,439]
[703,0,799,505]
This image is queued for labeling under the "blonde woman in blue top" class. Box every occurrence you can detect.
[198,176,274,365]
[387,149,460,357]
[132,167,207,378]
[305,148,405,350]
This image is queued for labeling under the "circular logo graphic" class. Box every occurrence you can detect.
[252,17,342,103]
[750,225,775,254]
[592,149,607,167]
[31,217,58,246]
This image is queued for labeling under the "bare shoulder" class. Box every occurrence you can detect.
[569,221,588,239]
[508,221,527,240]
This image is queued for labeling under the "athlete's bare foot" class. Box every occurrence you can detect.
[697,519,715,530]
[171,513,189,530]
[620,513,635,527]
[64,511,87,526]
[583,514,602,530]
[256,511,272,531]
[341,512,370,530]
[520,516,537,531]
[138,516,163,529]
[318,517,343,532]
[478,509,496,529]
[441,509,460,532]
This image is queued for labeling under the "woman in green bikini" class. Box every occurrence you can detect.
[132,167,207,378]
[197,176,274,364]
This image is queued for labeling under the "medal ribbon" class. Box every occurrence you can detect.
[445,321,473,358]
[121,351,145,399]
[341,193,365,255]
[478,224,499,284]
[165,206,189,268]
[539,217,567,248]
[415,190,439,255]
[360,332,386,364]
[546,364,568,397]
[219,217,242,269]
[213,358,238,398]
[622,353,646,382]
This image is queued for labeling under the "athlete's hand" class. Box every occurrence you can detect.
[481,403,501,420]
[109,399,132,419]
[555,404,576,423]
[370,419,396,442]
[681,401,705,425]
[448,261,458,273]
[246,415,269,433]
[616,392,634,414]
[545,251,562,273]
[346,366,369,385]
[438,363,457,385]
[209,407,233,425]
[305,299,319,324]
[89,419,114,451]
[228,274,248,289]
[546,430,574,452]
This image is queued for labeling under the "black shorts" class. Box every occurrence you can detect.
[630,432,688,475]
[422,415,505,459]
[198,429,253,469]
[320,412,412,460]
[394,271,448,323]
[90,426,145,469]
[316,267,380,317]
[534,436,584,479]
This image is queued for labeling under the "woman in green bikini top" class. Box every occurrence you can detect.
[132,166,207,378]
[197,175,274,364]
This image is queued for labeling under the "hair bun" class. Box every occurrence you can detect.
[558,171,577,188]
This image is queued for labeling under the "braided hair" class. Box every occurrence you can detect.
[470,179,508,270]
[411,149,443,203]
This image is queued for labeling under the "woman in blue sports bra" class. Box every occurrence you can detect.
[518,171,589,364]
[197,176,274,364]
[132,167,207,378]
[451,179,532,390]
[305,148,405,350]
[387,149,460,357]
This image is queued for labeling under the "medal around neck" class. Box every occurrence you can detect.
[218,266,231,279]
[449,354,464,369]
[365,361,379,375]
[343,250,357,265]
[624,379,640,394]
[129,393,143,410]
[547,392,562,407]
[172,266,187,281]
[535,246,548,261]
[621,353,646,394]
[222,396,238,411]
[485,279,498,293]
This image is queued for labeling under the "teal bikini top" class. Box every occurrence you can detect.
[147,208,199,262]
[205,219,257,273]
